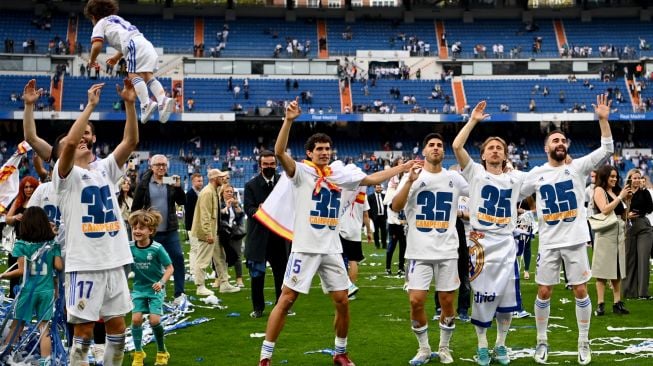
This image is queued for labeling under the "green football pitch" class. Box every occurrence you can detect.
[124,237,653,366]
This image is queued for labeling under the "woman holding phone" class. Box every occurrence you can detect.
[622,169,653,299]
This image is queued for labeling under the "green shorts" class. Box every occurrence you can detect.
[13,290,54,323]
[132,291,165,315]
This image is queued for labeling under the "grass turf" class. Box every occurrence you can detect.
[126,237,653,365]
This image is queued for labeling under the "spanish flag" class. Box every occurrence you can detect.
[254,161,366,241]
[0,141,32,213]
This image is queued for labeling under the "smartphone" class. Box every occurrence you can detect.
[626,178,632,187]
[162,176,175,185]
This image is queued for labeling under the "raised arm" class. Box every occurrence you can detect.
[361,160,423,186]
[391,165,421,212]
[452,101,489,170]
[58,83,103,178]
[22,79,53,161]
[274,98,301,178]
[112,79,139,166]
[592,94,612,139]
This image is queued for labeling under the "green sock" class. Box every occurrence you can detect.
[132,325,143,351]
[153,323,166,352]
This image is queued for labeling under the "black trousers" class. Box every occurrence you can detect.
[250,237,289,312]
[372,216,388,249]
[386,224,406,271]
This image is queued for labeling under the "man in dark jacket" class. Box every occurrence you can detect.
[132,154,187,303]
[244,150,290,318]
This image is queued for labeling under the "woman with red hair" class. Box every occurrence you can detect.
[4,175,40,298]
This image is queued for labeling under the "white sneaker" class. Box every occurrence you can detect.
[533,342,548,364]
[140,100,157,124]
[512,310,531,318]
[348,283,359,298]
[577,341,591,365]
[196,285,215,296]
[409,347,432,366]
[172,293,186,306]
[93,343,105,365]
[438,346,454,364]
[219,282,241,293]
[158,97,174,123]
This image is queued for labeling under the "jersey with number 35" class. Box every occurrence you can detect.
[462,162,527,236]
[520,138,613,249]
[400,169,469,260]
[289,162,362,254]
[53,154,132,272]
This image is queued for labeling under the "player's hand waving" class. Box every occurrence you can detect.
[87,83,105,107]
[469,100,490,123]
[285,97,301,121]
[22,79,43,105]
[592,93,611,121]
[116,78,136,103]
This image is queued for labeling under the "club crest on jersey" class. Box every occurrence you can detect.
[147,253,153,261]
[538,177,544,182]
[564,169,570,175]
[78,300,86,311]
[102,171,107,177]
[449,180,453,188]
[468,234,485,282]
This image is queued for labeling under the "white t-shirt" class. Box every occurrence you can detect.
[289,162,362,254]
[27,181,66,255]
[53,154,132,272]
[339,187,370,241]
[457,196,471,235]
[520,138,613,249]
[91,15,143,54]
[400,169,469,260]
[462,162,527,236]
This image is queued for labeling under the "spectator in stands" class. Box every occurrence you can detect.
[186,97,194,111]
[500,103,510,112]
[559,90,566,103]
[4,38,13,53]
[528,99,536,112]
[543,86,549,96]
[232,103,243,112]
[451,41,462,56]
[639,37,650,51]
[293,80,299,89]
[342,26,353,40]
[227,77,233,91]
[233,84,241,98]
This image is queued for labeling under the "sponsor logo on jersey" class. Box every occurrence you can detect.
[82,174,91,180]
[449,180,453,188]
[419,182,426,188]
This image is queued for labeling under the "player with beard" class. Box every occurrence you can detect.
[520,94,614,365]
[392,133,469,365]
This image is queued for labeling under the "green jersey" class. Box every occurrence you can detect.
[129,240,172,295]
[12,239,61,293]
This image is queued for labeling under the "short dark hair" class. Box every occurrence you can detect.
[50,133,68,163]
[84,0,119,20]
[258,150,275,166]
[191,173,203,180]
[304,133,333,153]
[19,206,55,242]
[422,132,444,149]
[544,129,565,146]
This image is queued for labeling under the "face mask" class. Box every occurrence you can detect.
[262,167,276,178]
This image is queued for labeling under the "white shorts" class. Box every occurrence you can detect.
[65,267,132,323]
[471,261,522,328]
[535,243,591,286]
[125,35,158,74]
[283,252,348,294]
[406,259,460,292]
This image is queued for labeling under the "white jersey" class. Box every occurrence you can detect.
[53,154,132,272]
[27,182,66,255]
[91,15,143,54]
[520,138,613,249]
[339,187,370,241]
[400,169,469,260]
[457,196,471,236]
[462,162,527,236]
[289,162,362,254]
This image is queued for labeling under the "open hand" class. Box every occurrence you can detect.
[116,78,136,103]
[400,159,424,173]
[592,93,611,121]
[470,100,490,122]
[407,164,422,182]
[22,79,43,105]
[87,83,105,107]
